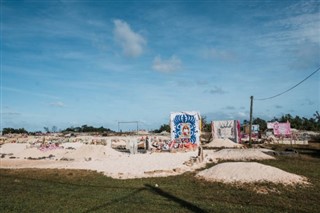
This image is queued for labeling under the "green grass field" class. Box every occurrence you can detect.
[1,150,320,213]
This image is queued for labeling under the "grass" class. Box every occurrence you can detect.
[1,153,320,212]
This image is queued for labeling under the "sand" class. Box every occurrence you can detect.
[203,149,275,163]
[203,139,243,148]
[0,141,305,184]
[0,142,200,179]
[196,162,308,185]
[1,143,28,154]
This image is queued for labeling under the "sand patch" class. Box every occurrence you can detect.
[1,143,28,155]
[203,139,243,148]
[204,149,275,163]
[0,143,201,179]
[196,162,308,185]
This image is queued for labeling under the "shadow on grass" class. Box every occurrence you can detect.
[144,184,207,213]
[81,184,207,213]
[83,187,147,213]
[0,170,139,190]
[1,169,207,212]
[297,149,320,158]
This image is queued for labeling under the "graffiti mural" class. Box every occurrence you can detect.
[267,122,291,136]
[170,112,201,144]
[212,120,241,143]
[150,138,197,152]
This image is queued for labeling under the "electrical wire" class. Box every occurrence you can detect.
[254,66,320,101]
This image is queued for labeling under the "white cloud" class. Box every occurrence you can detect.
[202,48,236,61]
[196,80,209,85]
[256,9,320,49]
[204,111,248,121]
[113,19,146,57]
[1,112,21,116]
[3,86,59,99]
[50,101,65,107]
[225,106,235,110]
[284,0,319,17]
[152,55,182,73]
[290,40,320,69]
[205,86,227,95]
[237,112,247,118]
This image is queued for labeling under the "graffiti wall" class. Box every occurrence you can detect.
[150,137,197,151]
[267,122,291,136]
[170,111,201,145]
[212,120,241,143]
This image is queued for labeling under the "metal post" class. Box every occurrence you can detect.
[249,96,253,146]
[137,122,139,133]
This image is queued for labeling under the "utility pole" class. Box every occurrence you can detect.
[249,96,253,146]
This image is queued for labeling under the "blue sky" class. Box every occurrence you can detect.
[1,0,320,131]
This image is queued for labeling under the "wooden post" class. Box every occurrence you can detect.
[249,96,253,146]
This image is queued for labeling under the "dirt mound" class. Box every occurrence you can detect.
[196,162,308,185]
[204,149,275,162]
[1,143,28,154]
[0,143,121,161]
[62,144,122,161]
[203,139,243,148]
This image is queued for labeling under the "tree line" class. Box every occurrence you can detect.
[2,128,29,135]
[2,112,319,135]
[153,112,320,133]
[62,125,114,133]
[244,113,320,132]
[2,125,115,135]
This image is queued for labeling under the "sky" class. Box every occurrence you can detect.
[1,0,320,132]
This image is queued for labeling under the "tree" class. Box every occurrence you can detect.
[270,117,279,122]
[61,125,115,133]
[153,124,170,133]
[51,126,57,133]
[2,128,28,135]
[43,127,50,133]
[252,117,267,131]
[269,114,320,131]
[65,126,75,132]
[314,111,320,124]
[201,116,211,132]
[280,114,293,123]
[292,115,302,130]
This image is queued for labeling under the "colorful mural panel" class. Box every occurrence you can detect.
[212,120,241,143]
[170,111,201,144]
[267,122,291,136]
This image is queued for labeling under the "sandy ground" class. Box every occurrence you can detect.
[203,149,275,163]
[0,142,201,179]
[203,139,243,148]
[0,141,306,184]
[196,162,308,185]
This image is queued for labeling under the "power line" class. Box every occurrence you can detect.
[255,66,320,101]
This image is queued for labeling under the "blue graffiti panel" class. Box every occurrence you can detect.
[173,114,197,143]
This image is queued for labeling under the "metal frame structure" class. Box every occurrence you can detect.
[117,121,139,133]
